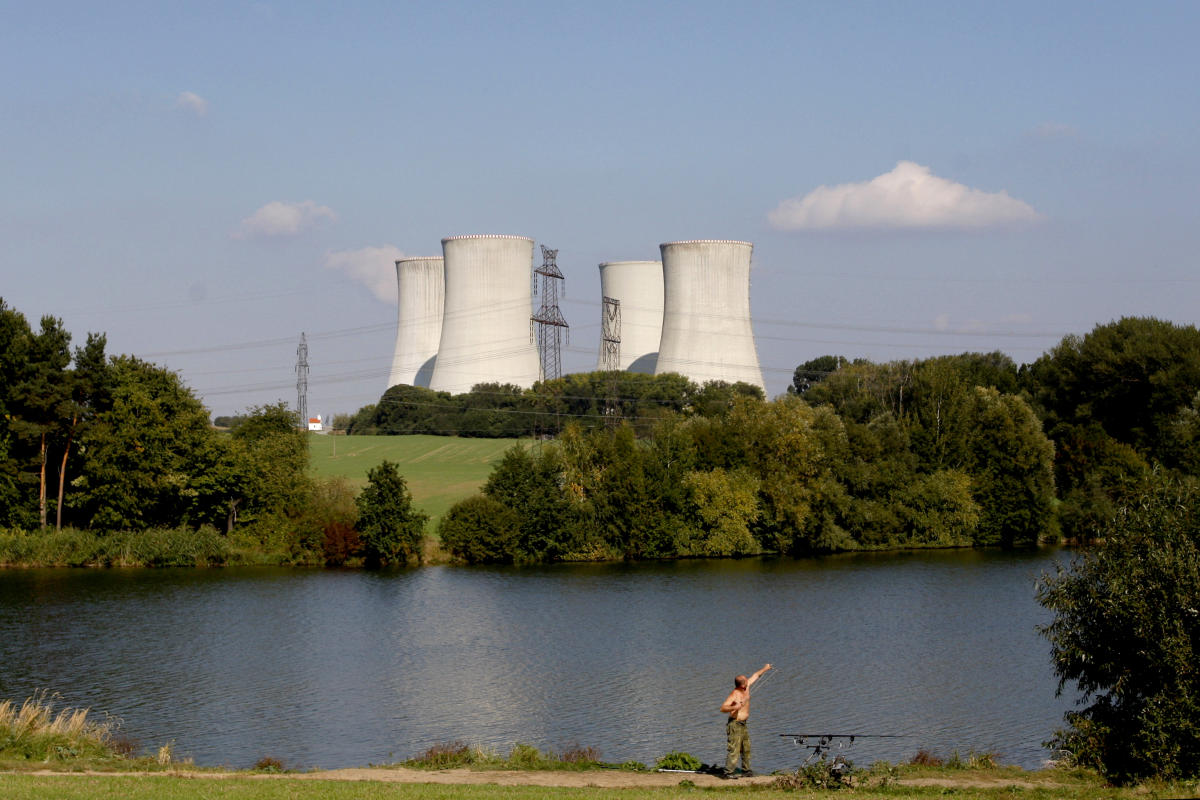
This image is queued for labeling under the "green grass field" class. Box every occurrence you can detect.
[308,435,526,529]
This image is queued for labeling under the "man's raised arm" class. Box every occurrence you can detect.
[746,663,772,688]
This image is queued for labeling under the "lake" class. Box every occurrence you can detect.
[0,548,1077,772]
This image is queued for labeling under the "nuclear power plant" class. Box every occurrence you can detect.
[427,235,542,396]
[388,256,443,388]
[595,261,663,373]
[387,234,765,395]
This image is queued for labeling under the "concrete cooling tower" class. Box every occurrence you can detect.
[428,235,541,395]
[387,257,444,389]
[655,240,765,392]
[595,260,663,373]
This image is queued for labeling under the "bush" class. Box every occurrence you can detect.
[437,495,521,564]
[322,521,361,566]
[654,751,701,771]
[1038,470,1200,783]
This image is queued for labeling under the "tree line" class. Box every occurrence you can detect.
[0,298,427,567]
[426,316,1200,562]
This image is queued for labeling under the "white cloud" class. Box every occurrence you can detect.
[235,200,337,239]
[768,161,1041,231]
[324,245,406,303]
[175,91,209,116]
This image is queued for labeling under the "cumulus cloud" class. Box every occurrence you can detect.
[235,200,337,239]
[175,91,209,116]
[324,245,406,303]
[768,161,1041,231]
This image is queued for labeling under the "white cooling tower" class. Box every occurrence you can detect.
[655,240,765,391]
[428,235,541,395]
[387,257,444,389]
[596,261,663,373]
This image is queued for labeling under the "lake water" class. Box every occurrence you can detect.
[0,549,1077,772]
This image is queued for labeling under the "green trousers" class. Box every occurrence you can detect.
[725,718,750,772]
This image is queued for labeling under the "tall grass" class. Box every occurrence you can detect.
[0,526,230,567]
[0,691,120,762]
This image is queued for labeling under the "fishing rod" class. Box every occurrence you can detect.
[780,733,908,765]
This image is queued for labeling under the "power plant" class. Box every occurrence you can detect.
[655,240,765,392]
[387,256,443,388]
[388,235,765,395]
[595,261,663,373]
[427,235,542,396]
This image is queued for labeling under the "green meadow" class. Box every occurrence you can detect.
[308,435,526,529]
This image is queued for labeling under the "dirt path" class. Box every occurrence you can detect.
[21,767,774,789]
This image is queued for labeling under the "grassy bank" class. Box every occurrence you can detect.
[308,434,523,528]
[3,695,1197,800]
[1,767,1196,800]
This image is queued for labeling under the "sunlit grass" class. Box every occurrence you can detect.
[307,434,525,528]
[0,691,120,764]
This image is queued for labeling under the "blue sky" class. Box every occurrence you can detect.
[3,1,1198,417]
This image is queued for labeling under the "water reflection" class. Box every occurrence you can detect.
[0,549,1073,771]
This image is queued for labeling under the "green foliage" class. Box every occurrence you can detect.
[1026,317,1200,461]
[654,751,701,771]
[356,461,427,566]
[1038,471,1200,783]
[70,356,222,531]
[349,372,719,439]
[224,402,313,530]
[437,495,521,563]
[964,388,1057,547]
[791,354,847,395]
[682,468,760,555]
[0,525,229,567]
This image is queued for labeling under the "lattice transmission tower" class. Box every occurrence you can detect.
[295,332,309,429]
[599,296,621,371]
[599,296,622,421]
[531,245,569,381]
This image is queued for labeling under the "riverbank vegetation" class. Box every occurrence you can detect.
[3,298,1199,568]
[0,695,1192,796]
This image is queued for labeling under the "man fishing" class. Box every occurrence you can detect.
[718,662,771,778]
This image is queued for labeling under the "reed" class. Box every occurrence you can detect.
[0,691,119,762]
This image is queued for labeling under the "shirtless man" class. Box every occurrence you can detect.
[718,663,771,778]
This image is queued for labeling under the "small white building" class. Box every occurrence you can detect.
[307,415,324,433]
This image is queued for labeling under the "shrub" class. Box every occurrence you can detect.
[322,521,361,566]
[437,495,521,564]
[654,751,701,771]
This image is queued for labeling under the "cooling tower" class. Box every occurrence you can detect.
[596,261,663,373]
[387,257,444,389]
[428,235,541,395]
[655,240,765,391]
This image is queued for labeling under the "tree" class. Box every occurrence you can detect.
[1025,317,1200,463]
[356,460,427,566]
[1038,471,1200,783]
[790,355,846,395]
[71,356,223,530]
[6,314,72,528]
[55,332,109,530]
[964,388,1057,547]
[227,402,312,529]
